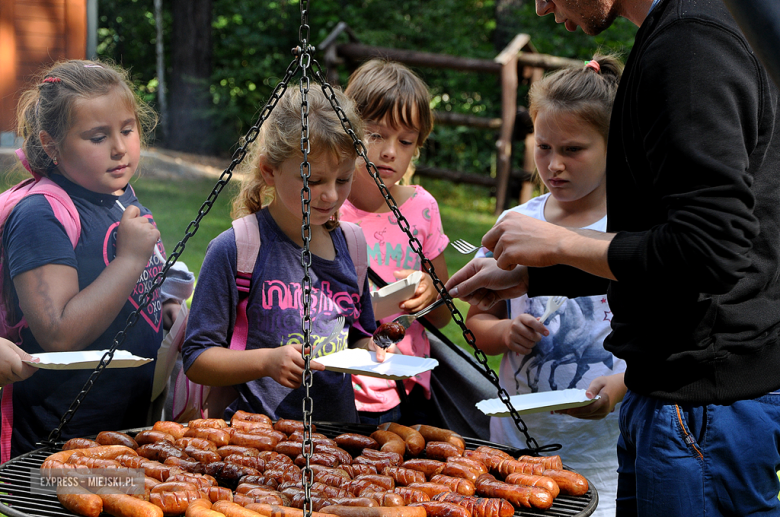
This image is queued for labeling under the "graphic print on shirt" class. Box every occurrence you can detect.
[103,215,164,332]
[515,296,614,393]
[253,279,358,359]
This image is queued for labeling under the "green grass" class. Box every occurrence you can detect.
[0,169,503,372]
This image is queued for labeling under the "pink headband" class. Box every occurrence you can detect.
[584,60,601,73]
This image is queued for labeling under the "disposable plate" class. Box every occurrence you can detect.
[476,388,598,417]
[24,350,153,370]
[371,271,423,320]
[315,348,437,380]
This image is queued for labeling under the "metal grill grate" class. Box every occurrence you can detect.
[0,424,597,517]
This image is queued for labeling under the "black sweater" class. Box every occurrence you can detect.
[530,0,780,404]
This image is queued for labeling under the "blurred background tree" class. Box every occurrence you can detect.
[97,0,636,184]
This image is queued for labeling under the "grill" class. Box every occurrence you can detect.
[0,423,597,517]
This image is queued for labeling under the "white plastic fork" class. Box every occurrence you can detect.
[450,239,481,254]
[539,296,567,324]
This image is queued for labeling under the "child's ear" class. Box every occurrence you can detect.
[38,131,57,160]
[257,155,277,185]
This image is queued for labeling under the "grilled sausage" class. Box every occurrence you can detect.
[318,505,427,517]
[189,419,228,430]
[176,438,218,452]
[151,481,199,493]
[503,472,559,498]
[474,474,552,510]
[184,427,231,447]
[71,445,137,460]
[62,438,100,450]
[362,449,403,466]
[98,492,164,517]
[393,487,431,505]
[334,433,379,452]
[406,482,452,498]
[273,419,313,436]
[377,423,425,457]
[431,492,514,517]
[149,490,207,516]
[429,475,476,496]
[542,469,588,496]
[57,485,103,517]
[185,498,223,517]
[342,463,379,478]
[425,442,463,462]
[411,426,465,451]
[185,446,222,464]
[232,410,273,425]
[135,431,176,446]
[96,431,139,450]
[446,457,487,476]
[230,431,278,451]
[369,431,406,456]
[382,466,426,486]
[517,455,562,470]
[401,459,445,479]
[152,421,187,440]
[408,501,472,517]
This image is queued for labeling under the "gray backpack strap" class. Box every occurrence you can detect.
[340,221,367,296]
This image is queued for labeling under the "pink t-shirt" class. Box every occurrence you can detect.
[340,185,450,412]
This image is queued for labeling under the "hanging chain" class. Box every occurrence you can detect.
[43,57,302,446]
[297,2,315,516]
[312,60,543,454]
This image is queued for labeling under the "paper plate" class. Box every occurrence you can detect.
[315,348,437,380]
[371,271,423,320]
[24,350,153,370]
[476,389,598,417]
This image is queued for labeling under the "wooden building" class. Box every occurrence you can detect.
[0,0,92,141]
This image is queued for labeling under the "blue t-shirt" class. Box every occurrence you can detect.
[3,174,164,456]
[182,209,376,423]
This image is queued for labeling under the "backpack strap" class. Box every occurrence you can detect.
[340,221,367,297]
[230,214,261,351]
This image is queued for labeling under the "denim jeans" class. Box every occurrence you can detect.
[616,389,780,516]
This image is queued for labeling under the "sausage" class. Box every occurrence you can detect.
[314,445,353,465]
[204,486,234,503]
[184,446,222,464]
[70,445,137,460]
[213,500,268,517]
[231,431,278,451]
[185,499,223,517]
[393,486,431,504]
[473,447,511,460]
[289,430,337,447]
[224,454,265,471]
[153,421,187,440]
[431,492,514,517]
[230,419,273,432]
[57,485,103,517]
[142,461,184,482]
[446,457,487,476]
[136,430,176,446]
[273,419,314,436]
[406,482,452,498]
[218,445,261,458]
[137,442,189,462]
[504,472,559,498]
[42,450,77,467]
[184,427,231,447]
[176,437,219,452]
[274,441,303,458]
[401,459,445,479]
[473,474,552,510]
[517,455,562,470]
[67,456,121,469]
[294,452,339,468]
[342,463,378,478]
[373,322,406,348]
[461,452,502,472]
[168,473,218,488]
[382,466,426,486]
[314,470,351,488]
[411,426,465,451]
[117,454,147,469]
[425,442,463,462]
[542,468,588,497]
[369,431,406,456]
[163,456,201,473]
[429,475,476,496]
[189,418,229,429]
[98,492,164,517]
[62,438,100,450]
[245,502,343,517]
[202,461,261,489]
[346,478,385,497]
[234,492,286,506]
[146,477,162,491]
[318,505,427,517]
[232,410,273,425]
[96,431,139,450]
[151,481,200,493]
[324,497,379,508]
[408,501,472,517]
[362,449,403,466]
[439,464,478,483]
[149,490,208,516]
[377,423,425,457]
[334,433,379,452]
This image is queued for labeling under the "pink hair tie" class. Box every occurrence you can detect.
[42,77,61,84]
[584,60,601,73]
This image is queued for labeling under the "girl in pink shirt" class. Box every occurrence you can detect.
[341,59,451,425]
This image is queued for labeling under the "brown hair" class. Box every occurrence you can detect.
[231,85,364,230]
[15,59,157,177]
[345,60,433,184]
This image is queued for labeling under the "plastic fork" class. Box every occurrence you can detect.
[539,296,567,324]
[391,298,446,329]
[312,316,345,357]
[450,239,481,254]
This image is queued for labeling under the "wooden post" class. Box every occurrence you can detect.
[0,0,16,133]
[493,34,529,215]
[64,0,87,58]
[520,66,545,205]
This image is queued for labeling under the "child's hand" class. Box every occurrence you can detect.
[367,339,401,362]
[396,270,439,313]
[504,313,548,355]
[555,373,627,420]
[162,301,181,331]
[0,339,39,386]
[115,205,160,264]
[266,343,325,389]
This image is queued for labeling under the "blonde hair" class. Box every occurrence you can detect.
[528,53,623,190]
[15,59,157,177]
[231,85,364,230]
[345,59,433,184]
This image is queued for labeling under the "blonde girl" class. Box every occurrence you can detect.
[341,59,451,425]
[4,59,169,459]
[183,86,386,423]
[465,54,625,517]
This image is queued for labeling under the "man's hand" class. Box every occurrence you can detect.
[445,258,529,310]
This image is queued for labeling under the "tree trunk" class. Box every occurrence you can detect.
[169,0,212,153]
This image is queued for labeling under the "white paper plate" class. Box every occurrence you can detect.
[371,271,423,320]
[315,348,438,380]
[476,389,598,417]
[24,350,153,370]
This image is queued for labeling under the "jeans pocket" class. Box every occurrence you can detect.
[674,404,706,460]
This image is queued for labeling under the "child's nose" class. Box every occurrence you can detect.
[549,153,565,172]
[112,137,126,157]
[381,141,395,160]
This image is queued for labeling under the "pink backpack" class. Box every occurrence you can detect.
[170,213,367,422]
[1,150,82,463]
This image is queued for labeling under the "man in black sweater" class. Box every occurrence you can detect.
[446,0,780,515]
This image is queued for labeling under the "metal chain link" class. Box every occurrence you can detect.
[43,56,302,446]
[312,59,544,454]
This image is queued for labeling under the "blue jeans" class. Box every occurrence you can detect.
[616,389,780,516]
